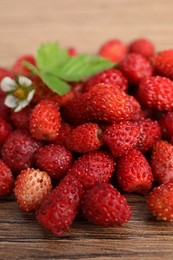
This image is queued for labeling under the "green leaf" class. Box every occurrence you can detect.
[22,61,40,76]
[36,42,69,71]
[53,54,115,81]
[41,72,71,95]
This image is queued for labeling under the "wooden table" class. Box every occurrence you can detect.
[1,0,173,259]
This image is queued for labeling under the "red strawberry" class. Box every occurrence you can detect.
[64,123,103,153]
[151,50,173,79]
[82,183,131,226]
[0,159,14,196]
[62,94,90,125]
[53,123,73,146]
[117,149,154,194]
[129,38,155,59]
[36,175,84,235]
[158,111,173,139]
[102,121,140,157]
[86,84,141,123]
[151,140,173,184]
[68,150,115,189]
[30,99,61,141]
[1,130,42,173]
[120,53,153,84]
[14,168,52,212]
[147,182,173,221]
[36,144,73,180]
[12,55,36,76]
[11,106,33,130]
[137,76,173,111]
[136,118,161,152]
[0,118,12,147]
[98,39,127,63]
[84,68,128,92]
[68,47,78,56]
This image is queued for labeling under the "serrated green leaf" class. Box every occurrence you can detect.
[53,54,115,81]
[41,72,71,95]
[36,42,69,71]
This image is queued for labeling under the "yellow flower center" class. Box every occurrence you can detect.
[13,86,28,100]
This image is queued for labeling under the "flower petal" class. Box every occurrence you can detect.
[14,100,29,112]
[27,89,35,103]
[4,95,18,108]
[1,77,17,92]
[18,76,32,87]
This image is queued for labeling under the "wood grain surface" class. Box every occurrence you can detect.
[1,0,173,259]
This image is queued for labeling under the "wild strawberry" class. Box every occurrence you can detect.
[62,94,90,125]
[158,111,173,139]
[30,99,61,141]
[98,39,127,63]
[84,68,128,92]
[137,76,173,111]
[151,50,173,79]
[120,53,153,84]
[0,118,12,147]
[68,150,115,189]
[36,144,73,180]
[0,159,14,196]
[1,130,42,173]
[11,106,33,130]
[129,38,155,59]
[12,55,36,76]
[0,96,11,121]
[117,149,154,194]
[36,175,84,235]
[82,183,131,226]
[14,168,52,212]
[64,123,103,153]
[86,84,140,123]
[68,47,78,56]
[102,121,140,157]
[151,140,173,184]
[147,182,173,221]
[136,118,161,152]
[53,123,73,146]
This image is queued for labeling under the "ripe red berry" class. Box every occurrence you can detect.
[36,175,84,235]
[151,50,173,79]
[129,38,155,59]
[136,118,161,152]
[1,130,42,173]
[82,183,131,226]
[120,53,153,84]
[84,68,128,92]
[158,111,173,139]
[11,106,33,130]
[64,123,103,153]
[147,182,173,221]
[102,121,140,157]
[0,159,14,196]
[14,168,52,212]
[138,76,173,111]
[0,118,12,147]
[36,144,73,180]
[68,150,115,189]
[99,39,127,63]
[117,149,154,194]
[30,99,61,141]
[151,140,173,184]
[68,47,78,56]
[12,55,36,76]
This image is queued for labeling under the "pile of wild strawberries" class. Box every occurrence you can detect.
[1,38,173,235]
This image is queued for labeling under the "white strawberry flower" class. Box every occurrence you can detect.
[0,76,35,112]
